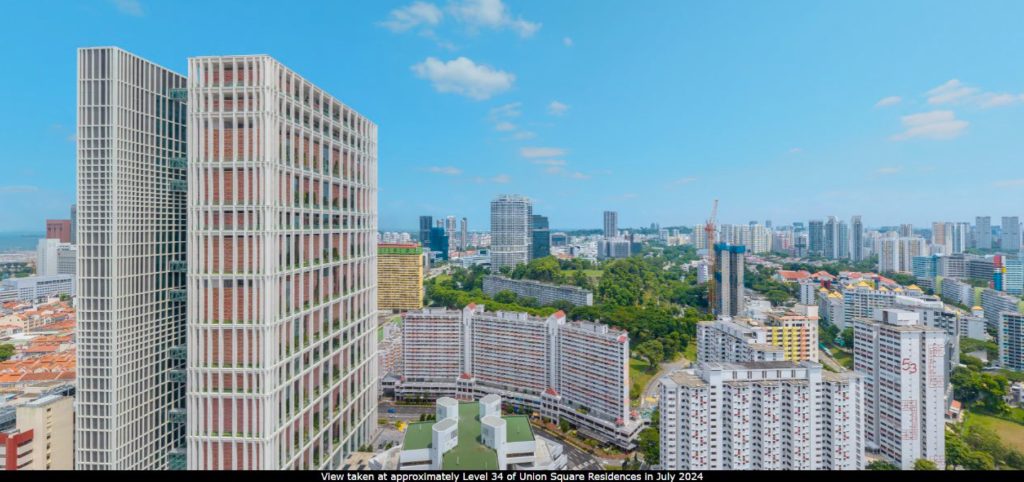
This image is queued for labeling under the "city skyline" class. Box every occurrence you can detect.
[3,1,1024,232]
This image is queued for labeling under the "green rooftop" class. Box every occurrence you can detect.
[401,401,536,470]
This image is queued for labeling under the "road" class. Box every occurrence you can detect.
[818,348,847,372]
[640,357,691,411]
[530,424,603,470]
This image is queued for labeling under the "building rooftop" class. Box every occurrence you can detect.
[402,401,534,470]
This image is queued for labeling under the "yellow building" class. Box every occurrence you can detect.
[764,308,819,363]
[378,243,424,312]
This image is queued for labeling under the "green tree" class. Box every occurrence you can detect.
[840,327,854,348]
[866,460,899,470]
[0,344,13,362]
[638,427,660,463]
[913,458,937,470]
[635,340,664,369]
[493,290,518,304]
[559,419,570,433]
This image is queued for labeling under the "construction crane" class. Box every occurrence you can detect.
[705,199,718,313]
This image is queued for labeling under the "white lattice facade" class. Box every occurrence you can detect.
[75,47,188,470]
[185,55,378,469]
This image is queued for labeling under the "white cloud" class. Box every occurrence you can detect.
[993,179,1024,188]
[788,147,802,154]
[890,110,968,141]
[489,102,521,119]
[448,0,541,37]
[472,174,511,184]
[547,101,569,116]
[412,57,515,100]
[926,79,978,105]
[520,147,566,158]
[380,2,444,32]
[0,185,39,194]
[427,166,462,175]
[531,159,566,166]
[875,166,902,175]
[569,171,590,180]
[111,0,143,16]
[978,92,1024,109]
[543,166,564,175]
[563,37,573,47]
[670,176,697,186]
[494,121,516,131]
[874,96,901,108]
[510,131,536,140]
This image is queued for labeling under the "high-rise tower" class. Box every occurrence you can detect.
[75,47,188,470]
[490,195,532,271]
[185,55,378,469]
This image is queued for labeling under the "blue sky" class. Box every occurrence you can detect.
[1,0,1023,232]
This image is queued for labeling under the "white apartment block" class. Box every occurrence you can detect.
[878,236,927,274]
[853,309,945,470]
[0,275,74,303]
[940,277,974,308]
[397,305,640,449]
[482,275,593,307]
[490,195,532,271]
[659,361,864,470]
[981,288,1021,332]
[697,319,784,363]
[75,47,188,470]
[185,55,378,469]
[999,312,1024,371]
[839,285,896,330]
[798,279,818,305]
[894,295,959,387]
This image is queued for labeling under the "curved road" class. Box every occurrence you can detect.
[640,357,691,411]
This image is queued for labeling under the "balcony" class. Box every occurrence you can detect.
[169,345,187,360]
[169,260,187,273]
[169,157,187,169]
[169,369,186,384]
[169,289,187,302]
[169,88,188,102]
[169,179,187,192]
[168,448,187,471]
[169,408,186,424]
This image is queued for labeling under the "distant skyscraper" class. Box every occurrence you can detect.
[75,46,188,470]
[931,221,946,247]
[837,219,850,259]
[460,217,468,251]
[714,243,745,317]
[944,222,969,254]
[419,215,433,245]
[976,216,992,250]
[491,195,532,271]
[531,214,550,260]
[603,211,618,238]
[1002,216,1020,251]
[851,215,864,262]
[45,219,71,243]
[429,227,449,260]
[808,219,824,257]
[445,216,457,253]
[899,223,914,237]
